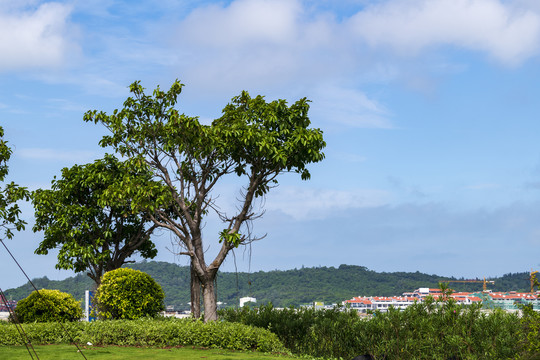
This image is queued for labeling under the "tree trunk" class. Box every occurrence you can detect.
[190,262,201,319]
[202,276,218,322]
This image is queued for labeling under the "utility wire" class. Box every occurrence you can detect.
[0,287,39,360]
[0,239,88,360]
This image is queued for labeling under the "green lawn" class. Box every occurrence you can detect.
[0,345,300,360]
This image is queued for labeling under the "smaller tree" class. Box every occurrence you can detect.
[95,268,165,320]
[13,289,82,323]
[32,154,166,286]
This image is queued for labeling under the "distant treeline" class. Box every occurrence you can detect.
[3,261,532,310]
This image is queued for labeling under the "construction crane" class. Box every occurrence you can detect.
[443,278,495,292]
[530,269,538,293]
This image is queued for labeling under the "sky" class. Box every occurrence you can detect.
[2,0,540,290]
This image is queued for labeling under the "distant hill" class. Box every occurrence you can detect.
[3,261,532,310]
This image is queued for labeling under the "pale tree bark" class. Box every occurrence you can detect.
[202,277,217,321]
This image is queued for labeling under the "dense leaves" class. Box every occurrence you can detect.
[518,304,540,359]
[95,268,165,320]
[221,299,521,360]
[0,126,29,240]
[0,318,285,353]
[13,289,82,323]
[84,80,325,321]
[32,155,163,285]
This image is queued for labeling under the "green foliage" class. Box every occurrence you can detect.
[219,229,241,248]
[32,154,162,285]
[83,80,325,321]
[518,304,540,359]
[0,126,30,240]
[220,303,363,359]
[221,299,522,360]
[362,298,520,360]
[96,268,165,320]
[214,90,326,185]
[0,318,285,353]
[13,289,82,323]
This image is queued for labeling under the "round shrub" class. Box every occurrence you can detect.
[13,289,82,323]
[96,268,164,320]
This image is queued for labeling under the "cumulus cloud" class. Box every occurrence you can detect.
[168,0,395,128]
[348,0,540,65]
[159,0,540,131]
[178,0,301,47]
[0,2,77,70]
[173,2,344,82]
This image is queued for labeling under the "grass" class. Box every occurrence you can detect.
[0,344,301,360]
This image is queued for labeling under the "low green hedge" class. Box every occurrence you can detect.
[0,318,285,353]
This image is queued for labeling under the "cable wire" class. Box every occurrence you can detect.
[0,287,39,359]
[0,239,88,360]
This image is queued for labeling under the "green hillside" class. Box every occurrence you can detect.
[3,261,532,310]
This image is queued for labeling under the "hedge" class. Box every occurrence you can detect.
[0,317,285,353]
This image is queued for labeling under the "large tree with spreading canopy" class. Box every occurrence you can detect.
[84,80,325,321]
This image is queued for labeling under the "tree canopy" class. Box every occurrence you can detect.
[32,154,163,285]
[84,80,326,321]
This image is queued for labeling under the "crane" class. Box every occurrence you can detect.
[443,277,494,292]
[530,269,538,293]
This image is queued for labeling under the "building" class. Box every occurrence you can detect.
[0,298,16,312]
[343,287,522,313]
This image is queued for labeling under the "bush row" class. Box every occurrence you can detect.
[13,269,165,324]
[219,298,526,360]
[0,317,285,353]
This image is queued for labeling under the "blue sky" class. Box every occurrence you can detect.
[2,0,540,290]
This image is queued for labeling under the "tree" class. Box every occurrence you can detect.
[0,126,29,241]
[84,80,326,321]
[32,154,164,286]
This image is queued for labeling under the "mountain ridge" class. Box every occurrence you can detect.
[3,261,532,310]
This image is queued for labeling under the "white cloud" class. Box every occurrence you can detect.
[178,0,301,47]
[348,0,540,65]
[310,85,393,128]
[265,187,391,220]
[0,2,77,70]
[167,0,395,128]
[170,0,349,94]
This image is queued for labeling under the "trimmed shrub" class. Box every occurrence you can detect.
[13,289,82,323]
[96,268,164,320]
[0,318,286,353]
